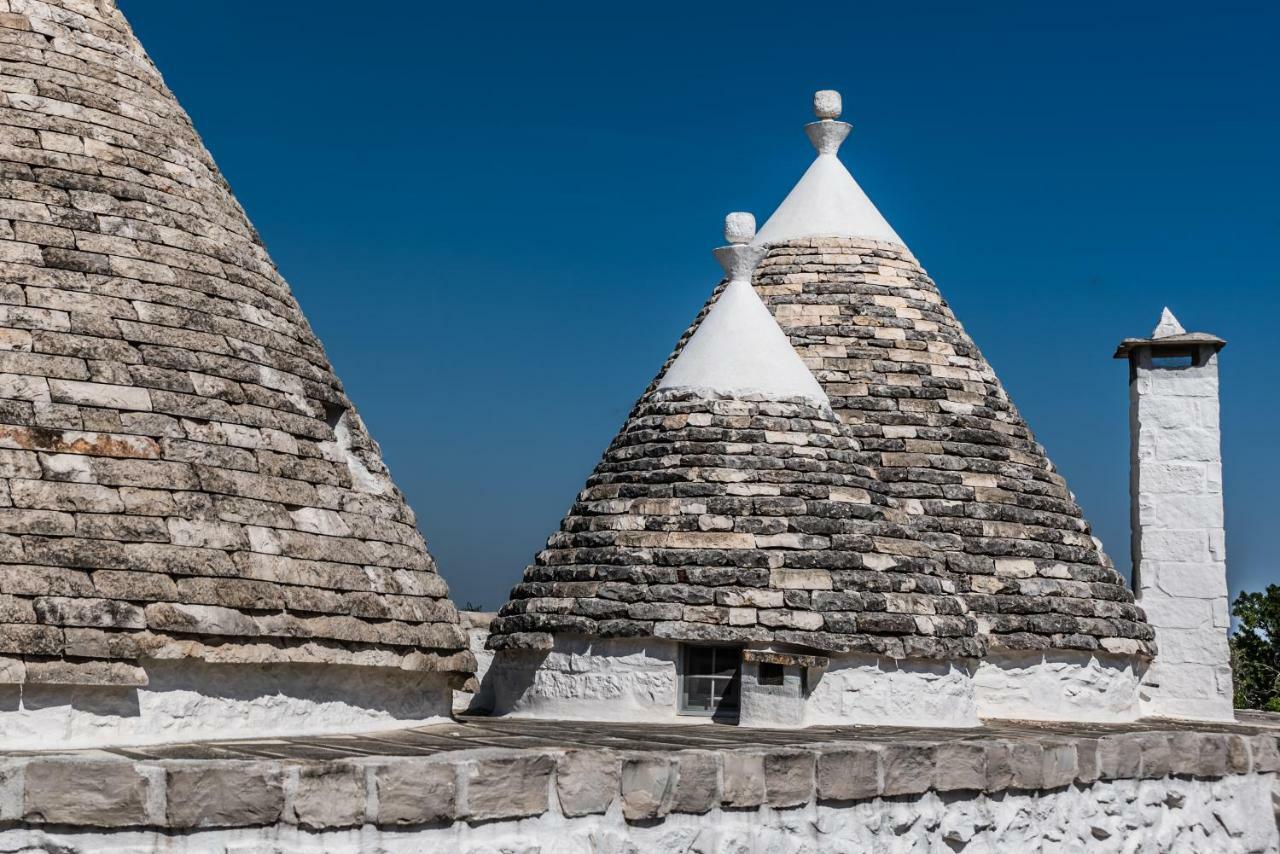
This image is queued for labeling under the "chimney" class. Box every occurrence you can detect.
[1115,309,1232,721]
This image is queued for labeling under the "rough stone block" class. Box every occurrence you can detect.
[881,744,935,797]
[984,741,1014,792]
[817,745,880,802]
[1008,742,1046,790]
[288,763,363,829]
[465,754,553,821]
[763,750,815,808]
[1250,735,1279,773]
[555,750,619,817]
[1098,734,1142,780]
[934,742,985,792]
[669,751,718,814]
[1226,735,1251,775]
[620,756,675,821]
[721,752,766,808]
[373,760,456,826]
[1137,733,1171,779]
[1075,738,1100,784]
[23,760,150,828]
[166,763,284,829]
[1041,742,1078,789]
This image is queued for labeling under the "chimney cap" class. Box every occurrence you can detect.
[1114,308,1226,359]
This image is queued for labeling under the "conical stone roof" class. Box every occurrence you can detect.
[490,218,984,658]
[493,93,1153,662]
[0,0,472,685]
[746,93,1152,658]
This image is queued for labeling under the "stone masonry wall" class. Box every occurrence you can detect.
[0,728,1276,853]
[1130,347,1232,720]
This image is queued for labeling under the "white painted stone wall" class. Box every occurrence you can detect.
[482,633,1147,727]
[974,651,1144,723]
[1129,344,1234,721]
[4,774,1275,854]
[0,660,452,750]
[803,654,980,727]
[488,637,692,724]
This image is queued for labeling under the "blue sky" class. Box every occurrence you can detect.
[123,1,1277,609]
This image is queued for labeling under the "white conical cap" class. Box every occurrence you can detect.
[659,214,830,407]
[1152,307,1186,338]
[755,90,903,247]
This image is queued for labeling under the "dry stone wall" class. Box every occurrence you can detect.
[0,0,470,683]
[0,728,1275,852]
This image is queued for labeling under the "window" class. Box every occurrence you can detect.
[758,662,785,686]
[679,645,740,719]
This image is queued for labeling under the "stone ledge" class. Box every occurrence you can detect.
[1,729,1275,831]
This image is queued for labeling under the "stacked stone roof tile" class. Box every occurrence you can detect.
[0,0,472,685]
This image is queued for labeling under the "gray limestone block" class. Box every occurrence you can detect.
[372,760,456,826]
[1136,733,1171,779]
[24,759,150,827]
[287,763,364,830]
[881,744,936,797]
[1098,734,1142,781]
[1075,738,1101,784]
[1008,742,1046,790]
[555,750,619,817]
[670,751,719,814]
[1251,735,1280,774]
[620,756,676,821]
[1226,735,1252,775]
[934,742,986,792]
[763,750,815,808]
[465,754,554,821]
[1040,742,1078,790]
[721,752,766,808]
[165,762,285,829]
[984,742,1014,792]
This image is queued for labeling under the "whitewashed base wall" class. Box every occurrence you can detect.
[3,774,1274,854]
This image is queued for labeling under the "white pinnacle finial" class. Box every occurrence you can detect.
[805,90,851,156]
[715,213,764,282]
[724,212,756,245]
[1152,307,1186,338]
[814,90,842,120]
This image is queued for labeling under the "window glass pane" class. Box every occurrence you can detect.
[716,668,741,712]
[759,662,785,686]
[684,676,713,712]
[687,645,715,674]
[712,647,739,677]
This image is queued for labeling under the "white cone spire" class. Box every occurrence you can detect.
[659,214,830,407]
[755,90,903,247]
[1151,307,1186,338]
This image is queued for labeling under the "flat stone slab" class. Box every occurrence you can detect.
[0,713,1275,832]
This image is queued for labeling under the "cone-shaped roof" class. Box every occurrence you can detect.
[493,96,1154,661]
[491,217,984,657]
[746,93,1151,658]
[0,0,471,685]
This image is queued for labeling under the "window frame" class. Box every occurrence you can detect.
[677,644,741,719]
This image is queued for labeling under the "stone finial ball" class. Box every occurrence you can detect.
[724,212,756,245]
[813,89,842,120]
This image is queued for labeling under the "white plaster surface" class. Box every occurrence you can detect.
[755,149,903,246]
[0,660,451,750]
[4,774,1275,854]
[488,637,694,724]
[1129,333,1234,721]
[803,654,980,727]
[658,279,829,407]
[974,651,1143,722]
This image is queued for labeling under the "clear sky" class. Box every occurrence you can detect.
[122,0,1277,610]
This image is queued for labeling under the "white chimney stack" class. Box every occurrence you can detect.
[1115,309,1233,721]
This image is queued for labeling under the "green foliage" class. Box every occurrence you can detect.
[1230,584,1280,710]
